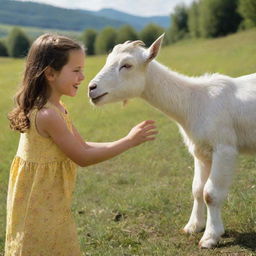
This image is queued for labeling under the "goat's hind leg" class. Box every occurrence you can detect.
[199,145,237,248]
[183,157,211,234]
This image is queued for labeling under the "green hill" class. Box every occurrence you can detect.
[0,0,126,31]
[0,0,170,32]
[93,8,170,29]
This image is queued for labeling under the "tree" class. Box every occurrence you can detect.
[199,0,242,38]
[95,27,117,55]
[188,1,200,38]
[81,29,97,55]
[169,4,189,43]
[238,0,256,29]
[0,40,8,57]
[140,23,165,47]
[116,25,138,44]
[8,27,30,58]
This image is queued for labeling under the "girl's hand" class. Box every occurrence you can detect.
[126,120,158,147]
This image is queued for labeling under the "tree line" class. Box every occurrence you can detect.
[0,0,255,58]
[169,0,255,43]
[0,24,165,57]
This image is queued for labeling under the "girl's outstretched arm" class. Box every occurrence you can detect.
[72,125,112,148]
[36,108,157,167]
[72,124,153,149]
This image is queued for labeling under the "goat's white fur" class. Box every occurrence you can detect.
[88,34,256,248]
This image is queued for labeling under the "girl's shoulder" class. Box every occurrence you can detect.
[37,105,66,126]
[46,101,69,116]
[34,103,68,138]
[37,107,58,124]
[35,101,68,119]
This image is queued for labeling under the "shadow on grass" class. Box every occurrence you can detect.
[219,230,256,252]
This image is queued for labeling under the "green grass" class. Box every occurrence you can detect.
[0,29,256,255]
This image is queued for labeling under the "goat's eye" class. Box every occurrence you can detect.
[119,64,132,71]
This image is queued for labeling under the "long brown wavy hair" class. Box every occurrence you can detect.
[8,33,84,133]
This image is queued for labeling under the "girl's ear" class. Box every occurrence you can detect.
[44,66,56,82]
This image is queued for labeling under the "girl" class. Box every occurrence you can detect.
[6,33,157,256]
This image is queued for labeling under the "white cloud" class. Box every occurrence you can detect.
[17,0,194,16]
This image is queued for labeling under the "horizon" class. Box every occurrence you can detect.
[16,0,194,17]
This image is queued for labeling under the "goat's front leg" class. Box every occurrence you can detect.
[199,145,237,248]
[183,157,211,233]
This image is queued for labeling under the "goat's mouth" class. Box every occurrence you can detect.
[91,92,108,104]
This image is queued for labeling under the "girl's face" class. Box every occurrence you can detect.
[49,49,85,98]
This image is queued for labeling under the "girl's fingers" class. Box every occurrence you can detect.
[143,125,157,131]
[131,120,158,144]
[138,120,155,128]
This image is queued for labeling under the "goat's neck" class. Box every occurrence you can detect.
[141,61,199,127]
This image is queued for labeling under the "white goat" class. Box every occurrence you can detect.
[88,34,256,248]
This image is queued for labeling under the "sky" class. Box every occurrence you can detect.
[17,0,194,17]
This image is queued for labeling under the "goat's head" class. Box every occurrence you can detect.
[88,34,164,105]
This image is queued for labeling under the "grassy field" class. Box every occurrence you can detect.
[0,29,256,255]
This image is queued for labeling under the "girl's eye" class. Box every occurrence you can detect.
[119,64,132,71]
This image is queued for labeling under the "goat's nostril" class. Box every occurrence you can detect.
[89,83,97,91]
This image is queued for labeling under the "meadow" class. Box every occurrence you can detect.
[0,29,256,255]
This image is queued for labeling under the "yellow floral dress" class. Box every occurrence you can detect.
[5,102,82,256]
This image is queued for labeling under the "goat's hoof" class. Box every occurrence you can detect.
[183,222,205,234]
[199,237,219,249]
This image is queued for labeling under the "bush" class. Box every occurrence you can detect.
[199,0,242,38]
[140,23,166,47]
[238,0,256,28]
[95,27,117,55]
[8,27,30,58]
[188,1,200,38]
[169,4,189,43]
[116,25,138,44]
[81,29,97,55]
[0,41,8,57]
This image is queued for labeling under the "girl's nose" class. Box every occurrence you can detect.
[79,72,85,81]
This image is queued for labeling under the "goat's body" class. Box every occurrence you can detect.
[89,35,255,248]
[142,61,256,158]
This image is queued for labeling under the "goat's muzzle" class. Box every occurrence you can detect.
[89,83,97,91]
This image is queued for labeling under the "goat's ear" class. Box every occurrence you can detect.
[145,33,165,63]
